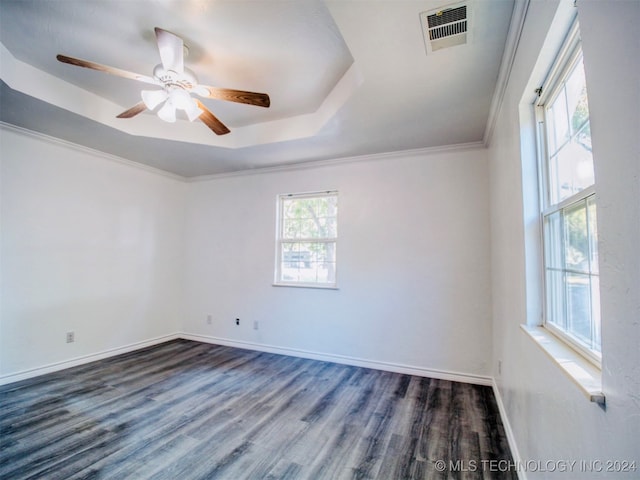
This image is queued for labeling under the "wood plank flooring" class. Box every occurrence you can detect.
[0,339,517,479]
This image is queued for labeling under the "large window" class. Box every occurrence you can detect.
[274,191,338,288]
[537,22,601,364]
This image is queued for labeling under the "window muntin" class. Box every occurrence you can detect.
[538,25,601,363]
[275,192,337,287]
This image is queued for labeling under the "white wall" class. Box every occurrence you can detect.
[183,148,493,379]
[1,122,493,384]
[489,0,639,477]
[0,126,186,378]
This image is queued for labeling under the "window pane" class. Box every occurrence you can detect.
[566,272,592,345]
[280,241,336,284]
[544,211,563,269]
[563,201,589,273]
[546,268,565,330]
[282,195,337,239]
[311,242,336,283]
[282,243,305,267]
[321,217,337,237]
[282,198,298,219]
[550,137,594,203]
[566,56,590,135]
[547,89,569,156]
[281,243,301,282]
[283,198,315,221]
[575,118,591,152]
[301,218,320,238]
[283,218,301,239]
[314,262,336,284]
[311,242,336,264]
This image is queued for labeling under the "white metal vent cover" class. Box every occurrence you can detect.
[420,3,470,54]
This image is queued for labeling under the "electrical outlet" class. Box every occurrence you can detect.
[253,321,259,330]
[207,315,212,325]
[235,318,240,326]
[66,331,75,343]
[498,360,502,375]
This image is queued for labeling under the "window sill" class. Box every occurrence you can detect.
[520,324,605,405]
[272,283,339,290]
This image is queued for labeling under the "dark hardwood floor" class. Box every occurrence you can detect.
[0,339,517,479]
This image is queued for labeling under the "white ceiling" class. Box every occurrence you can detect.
[0,0,515,177]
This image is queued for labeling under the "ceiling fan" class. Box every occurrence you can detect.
[56,27,270,135]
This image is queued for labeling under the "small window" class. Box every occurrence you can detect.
[536,22,601,364]
[274,191,338,288]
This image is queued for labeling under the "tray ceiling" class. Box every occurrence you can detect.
[0,0,515,177]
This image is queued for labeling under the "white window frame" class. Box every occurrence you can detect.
[535,21,601,367]
[274,191,338,289]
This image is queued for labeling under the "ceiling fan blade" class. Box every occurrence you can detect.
[116,102,147,119]
[155,27,184,74]
[195,100,230,135]
[56,55,158,86]
[196,86,270,108]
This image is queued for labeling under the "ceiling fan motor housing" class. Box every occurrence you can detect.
[152,64,197,90]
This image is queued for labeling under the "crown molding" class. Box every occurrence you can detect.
[1,122,486,184]
[0,122,186,182]
[188,141,486,182]
[483,0,531,147]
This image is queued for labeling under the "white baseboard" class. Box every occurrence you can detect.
[492,379,526,480]
[180,332,493,386]
[0,333,180,385]
[0,331,493,389]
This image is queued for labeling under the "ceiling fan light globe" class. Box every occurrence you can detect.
[185,101,204,122]
[157,100,176,123]
[141,89,168,110]
[170,89,193,110]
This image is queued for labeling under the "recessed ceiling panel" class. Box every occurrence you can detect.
[0,0,515,177]
[0,0,355,128]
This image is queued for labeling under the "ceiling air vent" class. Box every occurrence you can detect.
[420,3,469,54]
